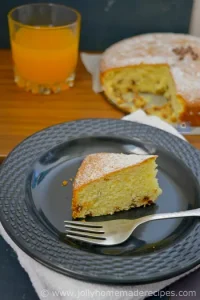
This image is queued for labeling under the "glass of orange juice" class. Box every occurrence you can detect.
[8,3,81,94]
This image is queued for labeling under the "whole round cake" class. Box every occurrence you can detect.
[100,33,200,126]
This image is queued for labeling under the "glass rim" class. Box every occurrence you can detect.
[7,3,81,30]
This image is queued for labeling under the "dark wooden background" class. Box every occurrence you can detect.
[2,0,193,50]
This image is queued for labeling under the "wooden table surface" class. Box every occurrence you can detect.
[0,49,199,163]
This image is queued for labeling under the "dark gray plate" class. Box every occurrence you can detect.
[0,119,200,284]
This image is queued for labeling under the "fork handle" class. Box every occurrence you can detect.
[140,208,200,223]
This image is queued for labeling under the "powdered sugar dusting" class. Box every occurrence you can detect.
[101,33,200,103]
[74,153,156,189]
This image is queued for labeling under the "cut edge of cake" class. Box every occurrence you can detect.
[72,153,162,219]
[100,33,200,126]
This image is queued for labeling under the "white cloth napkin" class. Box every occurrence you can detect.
[0,110,198,300]
[81,53,103,93]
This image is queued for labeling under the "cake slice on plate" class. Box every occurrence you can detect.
[72,153,162,219]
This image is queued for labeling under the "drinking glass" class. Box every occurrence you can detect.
[8,4,81,94]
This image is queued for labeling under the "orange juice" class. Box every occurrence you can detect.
[11,27,79,93]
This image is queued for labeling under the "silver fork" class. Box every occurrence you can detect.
[64,208,200,246]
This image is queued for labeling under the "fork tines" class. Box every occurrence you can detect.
[64,220,106,244]
[64,220,103,228]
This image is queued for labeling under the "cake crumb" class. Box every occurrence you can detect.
[76,205,82,212]
[62,180,68,186]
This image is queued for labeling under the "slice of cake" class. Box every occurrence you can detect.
[72,153,162,219]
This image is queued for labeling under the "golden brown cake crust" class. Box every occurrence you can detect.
[100,33,200,125]
[73,153,156,189]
